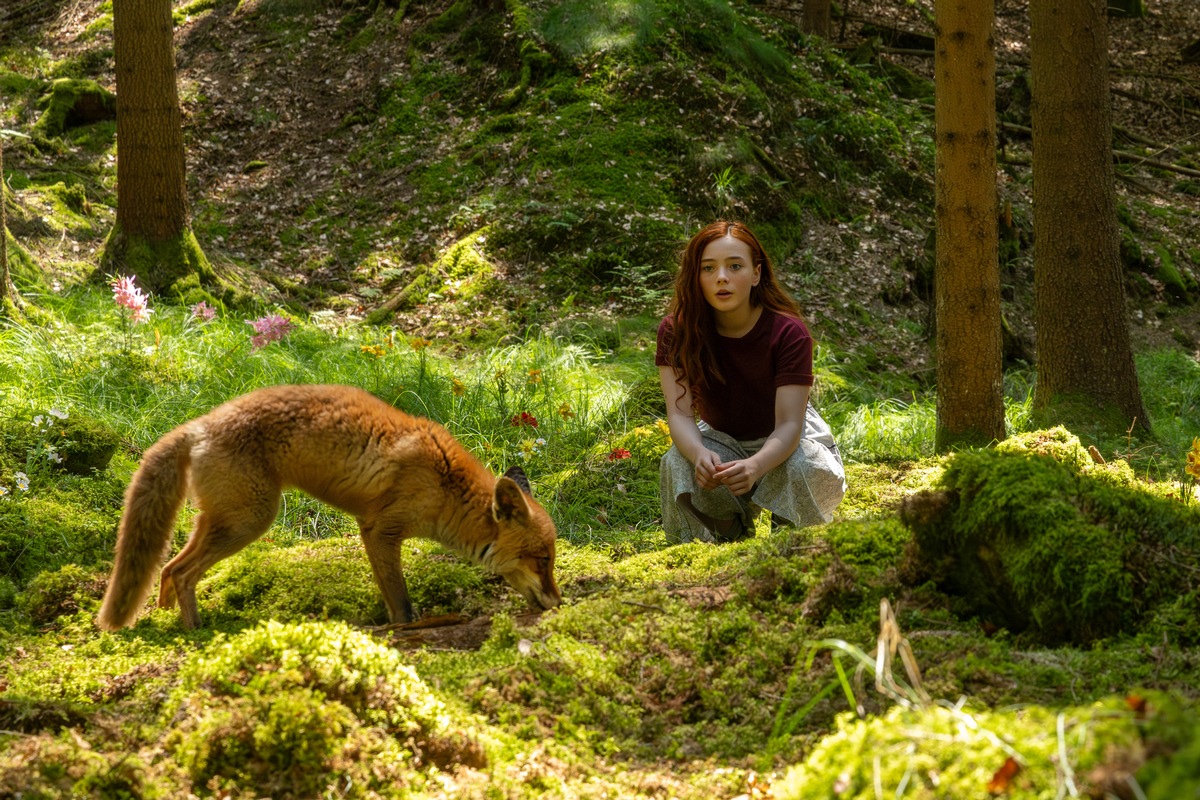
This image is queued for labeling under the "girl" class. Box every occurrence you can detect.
[656,220,846,543]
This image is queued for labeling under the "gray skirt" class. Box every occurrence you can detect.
[659,403,847,543]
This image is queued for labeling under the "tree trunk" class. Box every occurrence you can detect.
[1030,0,1149,432]
[1,134,8,306]
[803,0,831,38]
[932,0,1006,451]
[108,0,209,294]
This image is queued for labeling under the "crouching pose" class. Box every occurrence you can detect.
[97,384,561,630]
[656,221,846,543]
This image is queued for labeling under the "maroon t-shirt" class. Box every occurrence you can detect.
[655,310,814,440]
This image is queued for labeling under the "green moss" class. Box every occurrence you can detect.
[173,0,228,25]
[994,425,1092,469]
[32,78,115,137]
[773,697,1152,800]
[0,71,44,95]
[0,731,180,799]
[3,228,43,289]
[1154,243,1198,304]
[0,475,123,588]
[201,538,386,625]
[550,420,671,531]
[899,446,1200,644]
[46,181,91,215]
[14,564,106,626]
[166,620,481,794]
[100,225,214,296]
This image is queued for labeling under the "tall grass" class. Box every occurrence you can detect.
[0,288,649,545]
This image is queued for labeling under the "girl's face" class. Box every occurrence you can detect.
[698,234,760,314]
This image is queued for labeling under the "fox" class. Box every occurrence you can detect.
[96,383,562,631]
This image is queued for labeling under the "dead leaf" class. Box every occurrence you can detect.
[986,756,1021,795]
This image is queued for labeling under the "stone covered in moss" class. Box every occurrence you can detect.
[33,78,115,136]
[899,445,1200,644]
[1,409,121,476]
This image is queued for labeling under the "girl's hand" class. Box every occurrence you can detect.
[694,449,724,490]
[713,459,760,496]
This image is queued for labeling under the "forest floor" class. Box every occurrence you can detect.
[2,2,1200,797]
[8,0,1200,362]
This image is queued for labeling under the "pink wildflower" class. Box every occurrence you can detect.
[246,314,295,350]
[190,301,217,322]
[607,447,632,461]
[111,275,152,324]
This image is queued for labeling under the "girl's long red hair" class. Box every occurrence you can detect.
[665,220,803,412]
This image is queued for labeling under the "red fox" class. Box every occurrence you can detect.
[96,384,562,630]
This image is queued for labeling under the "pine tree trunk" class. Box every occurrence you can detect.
[112,0,188,243]
[803,0,831,38]
[933,0,1006,451]
[1,135,8,305]
[1030,0,1149,431]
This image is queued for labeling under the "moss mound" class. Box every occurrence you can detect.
[202,538,386,625]
[166,620,484,797]
[898,442,1200,644]
[773,693,1195,800]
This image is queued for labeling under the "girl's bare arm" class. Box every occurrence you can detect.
[713,384,810,496]
[659,365,723,489]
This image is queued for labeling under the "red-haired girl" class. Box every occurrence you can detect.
[656,221,846,542]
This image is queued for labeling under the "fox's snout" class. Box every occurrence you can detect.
[502,557,562,613]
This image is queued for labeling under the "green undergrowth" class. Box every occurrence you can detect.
[0,286,1197,796]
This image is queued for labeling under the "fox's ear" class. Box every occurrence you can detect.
[493,475,532,523]
[502,465,532,496]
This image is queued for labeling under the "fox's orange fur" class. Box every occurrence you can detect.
[96,384,561,631]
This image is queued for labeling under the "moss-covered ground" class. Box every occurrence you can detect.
[2,0,1200,796]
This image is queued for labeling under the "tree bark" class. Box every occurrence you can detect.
[933,0,1006,451]
[114,0,187,241]
[107,0,210,295]
[803,0,831,38]
[1030,0,1149,431]
[1,135,8,305]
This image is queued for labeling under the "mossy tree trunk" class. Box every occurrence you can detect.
[0,133,23,317]
[106,0,211,295]
[1030,0,1149,432]
[932,0,1006,451]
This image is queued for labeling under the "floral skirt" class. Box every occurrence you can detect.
[659,403,847,543]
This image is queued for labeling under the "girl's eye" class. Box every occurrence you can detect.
[728,263,742,270]
[701,264,715,272]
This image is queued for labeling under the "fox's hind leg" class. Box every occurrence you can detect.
[159,491,281,629]
[358,522,414,624]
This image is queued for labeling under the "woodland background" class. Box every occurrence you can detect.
[1,0,1200,797]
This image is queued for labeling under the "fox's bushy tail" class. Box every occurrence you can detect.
[96,427,193,631]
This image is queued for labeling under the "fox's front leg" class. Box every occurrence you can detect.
[358,523,414,624]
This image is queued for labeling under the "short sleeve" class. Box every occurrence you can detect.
[773,317,814,387]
